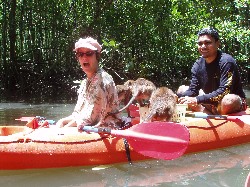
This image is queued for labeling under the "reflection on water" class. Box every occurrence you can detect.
[0,90,249,126]
[0,103,74,125]
[0,90,249,186]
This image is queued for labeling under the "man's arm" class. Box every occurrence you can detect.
[196,61,235,105]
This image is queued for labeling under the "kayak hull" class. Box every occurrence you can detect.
[0,108,250,170]
[0,127,149,170]
[185,115,250,153]
[0,138,147,170]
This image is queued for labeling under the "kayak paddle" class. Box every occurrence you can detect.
[15,116,56,125]
[186,113,250,125]
[245,172,250,187]
[82,121,190,160]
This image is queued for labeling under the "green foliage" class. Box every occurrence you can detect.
[0,0,249,101]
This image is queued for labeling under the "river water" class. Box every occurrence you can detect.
[0,90,250,187]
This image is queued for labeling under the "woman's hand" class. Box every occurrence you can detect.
[55,116,74,128]
[77,124,85,131]
[64,120,77,127]
[55,119,66,128]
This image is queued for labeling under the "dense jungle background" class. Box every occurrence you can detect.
[0,0,249,102]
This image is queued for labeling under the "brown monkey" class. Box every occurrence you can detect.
[116,79,135,106]
[116,83,133,116]
[118,78,156,113]
[143,87,177,122]
[116,84,131,105]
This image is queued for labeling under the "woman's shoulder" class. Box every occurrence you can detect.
[99,68,115,85]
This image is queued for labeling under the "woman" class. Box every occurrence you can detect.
[56,37,121,130]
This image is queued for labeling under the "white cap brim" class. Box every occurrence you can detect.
[73,37,102,52]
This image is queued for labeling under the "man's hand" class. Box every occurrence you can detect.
[178,96,198,105]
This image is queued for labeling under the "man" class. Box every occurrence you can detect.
[177,28,247,114]
[56,37,121,129]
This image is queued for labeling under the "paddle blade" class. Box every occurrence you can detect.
[113,122,190,160]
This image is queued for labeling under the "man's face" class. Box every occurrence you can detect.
[197,35,220,63]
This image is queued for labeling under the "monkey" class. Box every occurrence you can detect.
[116,83,133,116]
[116,79,135,108]
[116,84,131,105]
[118,78,156,113]
[143,86,177,122]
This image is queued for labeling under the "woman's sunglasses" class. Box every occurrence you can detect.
[76,51,96,58]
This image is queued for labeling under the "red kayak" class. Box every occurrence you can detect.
[0,106,250,170]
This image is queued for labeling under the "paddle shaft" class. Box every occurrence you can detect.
[16,116,55,125]
[186,113,227,120]
[186,113,250,125]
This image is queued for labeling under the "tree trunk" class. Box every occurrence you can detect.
[7,0,18,94]
[1,0,9,93]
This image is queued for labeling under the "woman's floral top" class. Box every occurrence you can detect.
[72,68,121,129]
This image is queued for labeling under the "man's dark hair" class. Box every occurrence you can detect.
[198,28,220,41]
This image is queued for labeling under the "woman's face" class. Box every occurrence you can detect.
[76,48,99,78]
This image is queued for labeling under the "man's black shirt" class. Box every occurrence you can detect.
[178,50,246,106]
